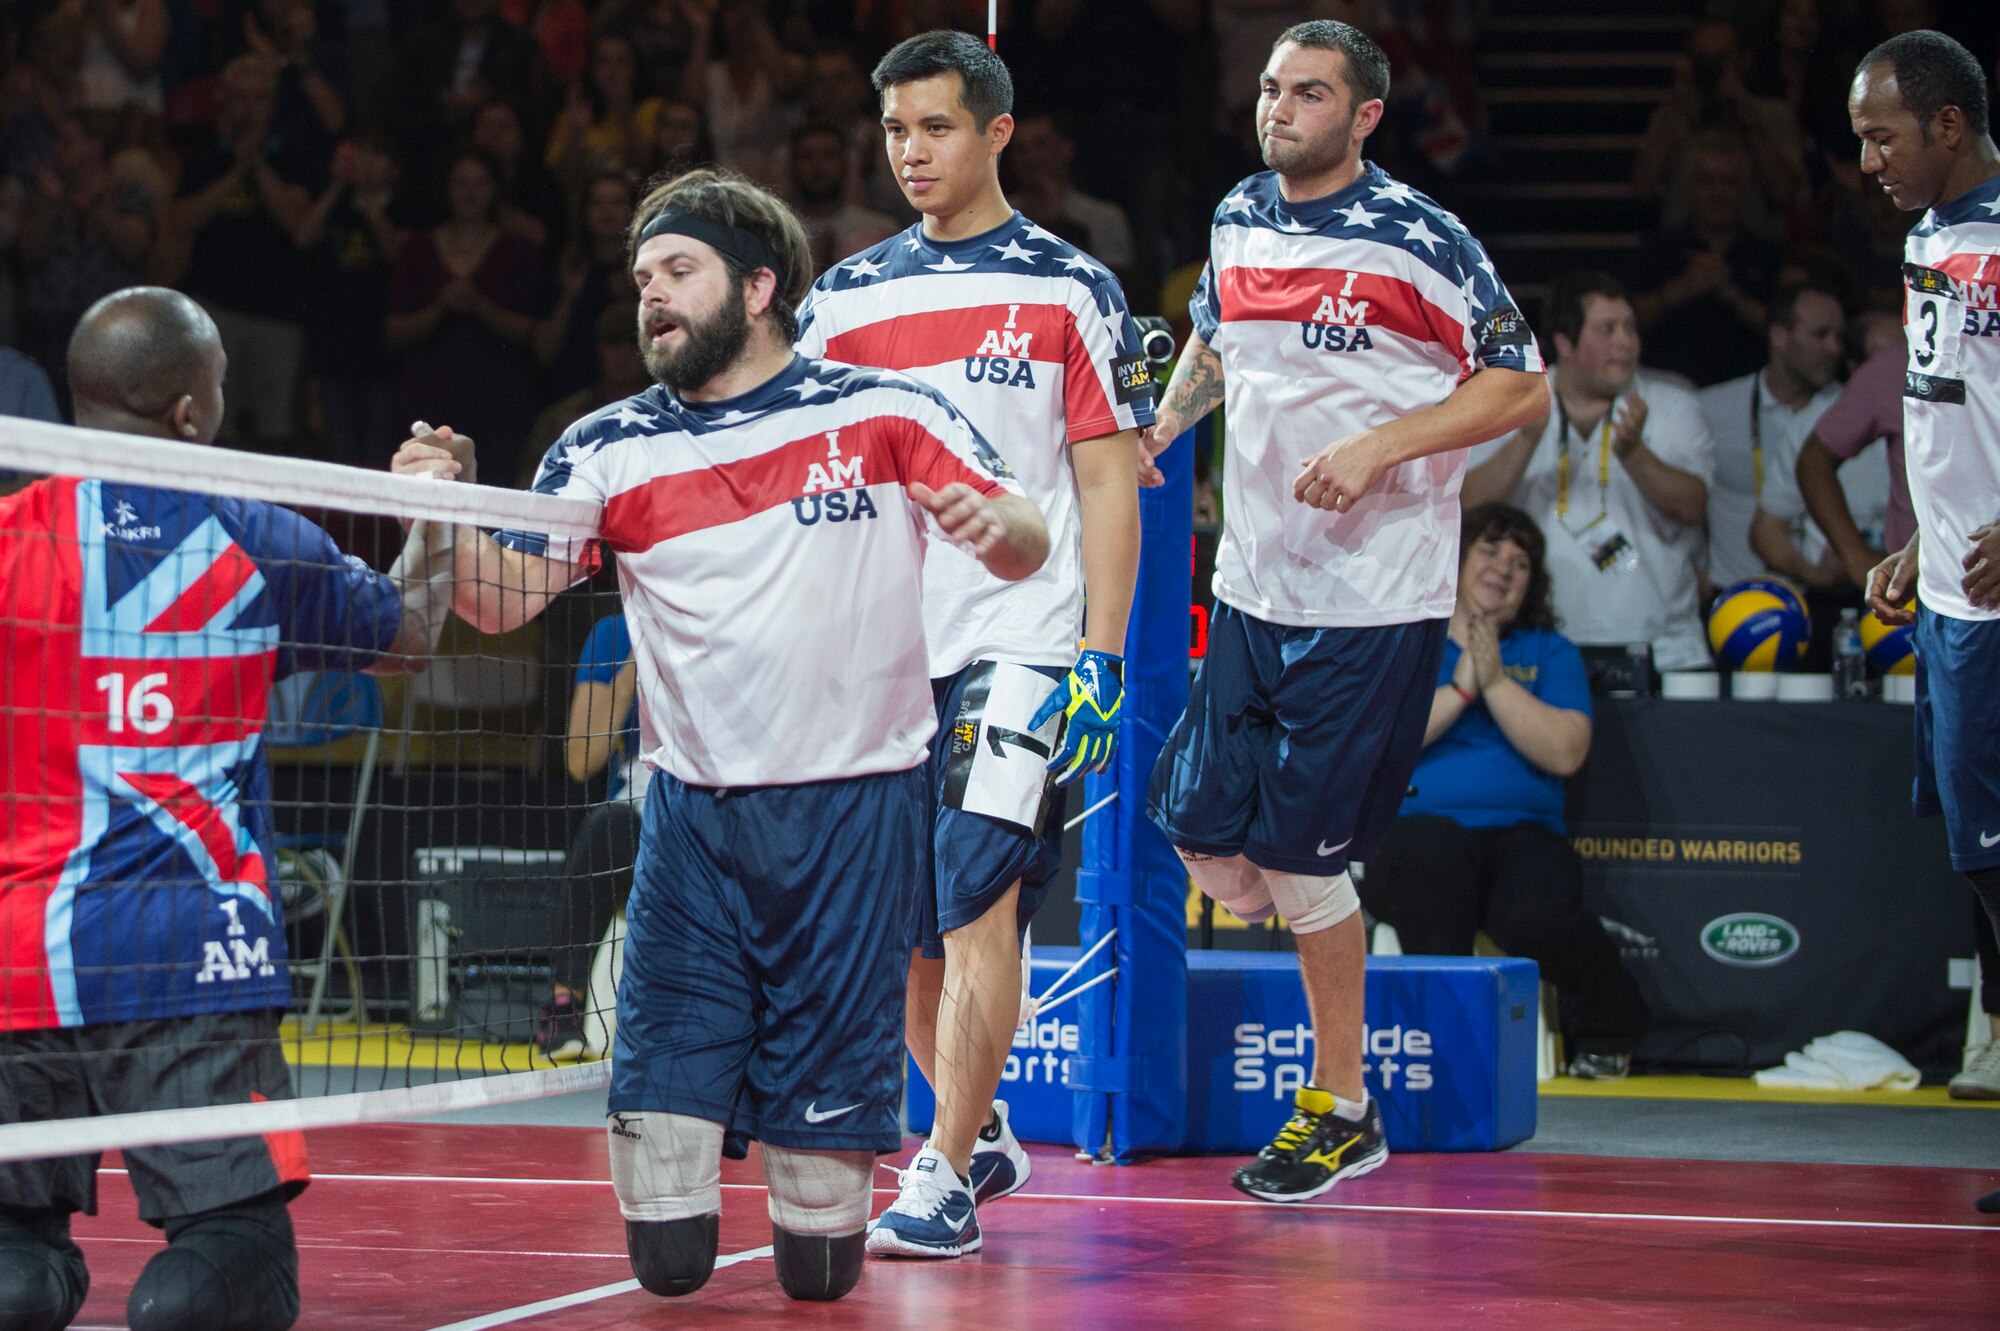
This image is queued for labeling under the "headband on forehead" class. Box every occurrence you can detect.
[636,209,788,290]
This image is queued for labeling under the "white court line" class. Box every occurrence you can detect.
[422,1246,772,1331]
[101,1167,2000,1236]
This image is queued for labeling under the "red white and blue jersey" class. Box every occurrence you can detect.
[1194,164,1545,627]
[501,356,1020,788]
[1901,171,2000,623]
[0,478,400,1031]
[796,211,1155,676]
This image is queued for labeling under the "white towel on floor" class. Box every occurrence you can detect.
[1752,1031,1921,1091]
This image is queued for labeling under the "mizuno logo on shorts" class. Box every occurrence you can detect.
[804,1102,860,1124]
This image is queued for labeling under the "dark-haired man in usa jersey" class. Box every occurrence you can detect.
[796,30,1148,1260]
[1143,20,1549,1203]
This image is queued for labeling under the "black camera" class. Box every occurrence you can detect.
[1133,315,1177,368]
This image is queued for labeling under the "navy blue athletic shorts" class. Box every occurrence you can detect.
[1913,607,2000,873]
[1148,604,1447,876]
[920,661,1067,960]
[610,766,925,1153]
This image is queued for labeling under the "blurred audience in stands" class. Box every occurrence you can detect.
[385,146,545,488]
[1633,17,1805,236]
[1006,110,1135,280]
[786,120,896,276]
[534,166,636,400]
[169,53,315,449]
[0,0,1985,506]
[1630,131,1783,388]
[545,30,660,189]
[298,132,410,465]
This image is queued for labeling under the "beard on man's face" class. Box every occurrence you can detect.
[1259,105,1357,181]
[642,279,751,392]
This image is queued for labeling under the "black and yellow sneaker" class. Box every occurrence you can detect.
[1230,1087,1388,1202]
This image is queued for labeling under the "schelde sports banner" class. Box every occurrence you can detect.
[1573,699,1970,1075]
[905,950,1538,1154]
[1183,954,1538,1154]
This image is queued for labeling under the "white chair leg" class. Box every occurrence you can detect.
[1971,954,1986,1052]
[584,912,626,1057]
[1538,984,1557,1082]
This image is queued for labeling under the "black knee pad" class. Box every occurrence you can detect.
[129,1192,298,1331]
[0,1206,87,1331]
[625,1214,718,1297]
[771,1226,863,1303]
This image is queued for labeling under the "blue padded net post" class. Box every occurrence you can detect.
[1071,420,1196,1160]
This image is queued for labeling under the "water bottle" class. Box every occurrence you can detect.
[1833,608,1868,700]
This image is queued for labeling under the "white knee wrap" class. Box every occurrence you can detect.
[1177,849,1275,924]
[761,1147,873,1236]
[609,1112,723,1222]
[1265,870,1359,934]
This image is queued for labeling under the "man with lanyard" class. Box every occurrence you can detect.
[1141,20,1548,1201]
[1848,28,2000,1216]
[795,30,1148,1257]
[1700,280,1850,593]
[1465,269,1714,676]
[395,167,1049,1299]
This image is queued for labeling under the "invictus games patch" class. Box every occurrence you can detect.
[1904,262,1956,296]
[1111,354,1154,405]
[1476,306,1531,350]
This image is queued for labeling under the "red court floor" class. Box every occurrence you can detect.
[67,1123,1998,1330]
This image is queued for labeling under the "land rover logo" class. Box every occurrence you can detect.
[1701,913,1800,966]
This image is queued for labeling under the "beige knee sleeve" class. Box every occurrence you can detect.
[761,1146,873,1236]
[608,1112,723,1222]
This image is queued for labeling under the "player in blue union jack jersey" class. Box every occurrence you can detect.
[1143,21,1549,1202]
[0,288,458,1331]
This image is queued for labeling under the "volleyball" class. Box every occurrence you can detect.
[1708,577,1811,671]
[1859,604,1916,675]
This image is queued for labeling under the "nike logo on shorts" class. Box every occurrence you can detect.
[1316,837,1353,858]
[804,1102,860,1124]
[1982,831,2000,849]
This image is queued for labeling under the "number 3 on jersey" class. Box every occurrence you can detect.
[1905,262,1965,401]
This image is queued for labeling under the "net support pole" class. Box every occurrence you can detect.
[1070,422,1193,1160]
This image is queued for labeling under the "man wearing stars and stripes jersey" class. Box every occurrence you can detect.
[794,31,1147,1260]
[1142,20,1549,1204]
[395,169,1047,1304]
[1846,31,2000,1212]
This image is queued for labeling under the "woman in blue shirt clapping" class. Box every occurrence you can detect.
[1359,504,1647,1079]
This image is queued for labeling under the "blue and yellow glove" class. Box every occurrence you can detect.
[1029,650,1124,786]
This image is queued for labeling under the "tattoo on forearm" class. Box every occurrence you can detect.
[1159,342,1225,434]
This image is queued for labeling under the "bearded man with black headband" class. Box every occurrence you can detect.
[392,167,1048,1302]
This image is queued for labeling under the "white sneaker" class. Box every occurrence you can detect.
[1949,1041,2000,1100]
[866,1143,981,1258]
[967,1099,1033,1203]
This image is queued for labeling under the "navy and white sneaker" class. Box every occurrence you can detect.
[866,1143,981,1258]
[967,1099,1032,1204]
